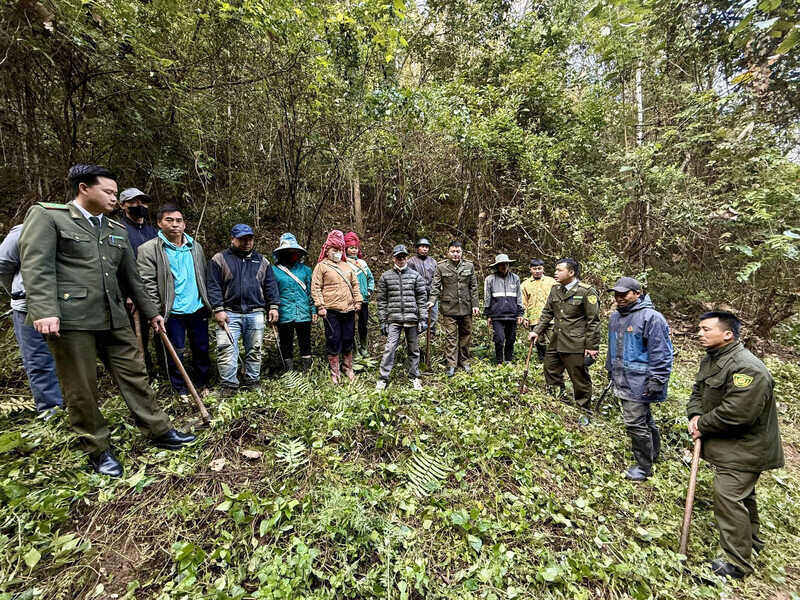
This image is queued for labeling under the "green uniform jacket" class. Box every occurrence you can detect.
[19,201,158,330]
[429,259,479,317]
[687,341,784,472]
[533,280,601,353]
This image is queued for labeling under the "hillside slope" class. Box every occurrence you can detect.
[0,333,798,599]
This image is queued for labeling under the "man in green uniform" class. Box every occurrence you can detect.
[529,258,600,407]
[19,165,196,478]
[428,241,479,376]
[687,311,784,579]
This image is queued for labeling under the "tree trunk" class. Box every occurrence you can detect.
[352,172,363,235]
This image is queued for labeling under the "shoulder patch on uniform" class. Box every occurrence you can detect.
[577,282,591,289]
[732,373,753,388]
[38,202,69,210]
[107,217,124,228]
[587,294,598,304]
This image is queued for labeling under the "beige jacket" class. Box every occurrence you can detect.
[311,259,363,312]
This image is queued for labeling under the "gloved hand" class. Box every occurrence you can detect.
[644,381,663,399]
[381,323,388,336]
[418,321,428,333]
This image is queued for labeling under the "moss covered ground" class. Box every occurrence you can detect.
[0,327,798,599]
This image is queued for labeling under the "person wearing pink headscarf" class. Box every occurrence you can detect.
[311,230,363,383]
[344,232,375,356]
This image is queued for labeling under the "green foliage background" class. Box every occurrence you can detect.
[1,0,798,331]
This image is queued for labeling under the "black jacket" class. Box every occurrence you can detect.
[120,215,158,257]
[207,248,279,314]
[377,266,428,324]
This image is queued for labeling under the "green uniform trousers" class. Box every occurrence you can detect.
[543,350,592,407]
[713,467,763,575]
[441,314,472,369]
[48,327,172,457]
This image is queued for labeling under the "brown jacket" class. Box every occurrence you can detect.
[311,259,363,312]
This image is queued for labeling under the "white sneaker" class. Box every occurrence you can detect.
[178,394,191,403]
[375,379,387,391]
[412,378,423,390]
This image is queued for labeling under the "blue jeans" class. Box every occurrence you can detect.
[165,310,211,393]
[215,311,265,387]
[12,310,64,411]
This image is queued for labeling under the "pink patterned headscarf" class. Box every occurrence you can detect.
[317,229,346,263]
[344,231,364,258]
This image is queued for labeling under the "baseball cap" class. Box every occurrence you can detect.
[608,277,642,293]
[231,224,254,238]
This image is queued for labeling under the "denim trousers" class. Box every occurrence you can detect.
[12,310,64,411]
[216,311,265,387]
[165,310,211,393]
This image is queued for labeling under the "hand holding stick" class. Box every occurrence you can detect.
[158,330,211,424]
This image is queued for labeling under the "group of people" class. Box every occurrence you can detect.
[0,164,784,581]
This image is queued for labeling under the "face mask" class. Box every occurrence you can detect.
[127,205,148,219]
[331,251,342,262]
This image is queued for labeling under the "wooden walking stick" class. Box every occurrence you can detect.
[158,330,211,424]
[221,321,235,346]
[271,324,287,369]
[518,339,535,396]
[425,313,432,369]
[132,309,145,356]
[221,321,245,379]
[679,439,702,555]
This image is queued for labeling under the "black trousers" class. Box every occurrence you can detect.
[323,310,355,355]
[356,302,369,341]
[277,321,312,359]
[491,319,517,363]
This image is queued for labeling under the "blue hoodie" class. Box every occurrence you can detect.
[606,294,673,403]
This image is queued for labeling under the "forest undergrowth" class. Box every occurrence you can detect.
[0,325,798,600]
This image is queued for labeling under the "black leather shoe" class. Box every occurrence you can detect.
[89,450,123,477]
[153,429,196,450]
[447,367,456,377]
[709,559,746,579]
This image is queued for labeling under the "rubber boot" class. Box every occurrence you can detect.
[284,358,294,371]
[327,355,340,384]
[342,352,356,382]
[299,356,312,372]
[650,426,661,463]
[358,336,369,357]
[625,436,654,481]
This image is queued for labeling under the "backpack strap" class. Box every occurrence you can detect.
[327,262,356,301]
